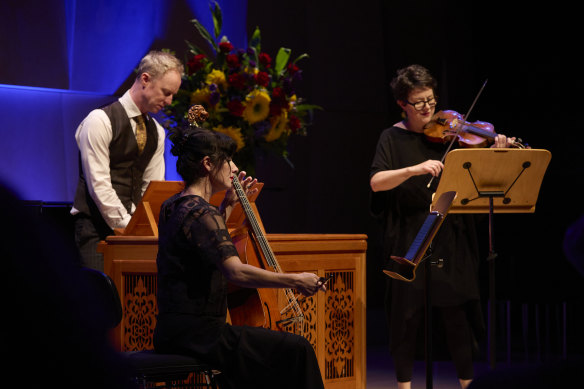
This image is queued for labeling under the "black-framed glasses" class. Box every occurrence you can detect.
[406,96,437,111]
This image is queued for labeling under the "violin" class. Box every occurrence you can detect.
[423,110,527,149]
[227,176,304,334]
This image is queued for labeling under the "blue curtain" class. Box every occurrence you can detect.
[0,85,116,200]
[67,0,167,94]
[0,0,247,201]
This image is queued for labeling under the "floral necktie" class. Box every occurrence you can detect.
[135,114,147,153]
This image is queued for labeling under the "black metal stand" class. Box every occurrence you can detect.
[425,256,433,389]
[462,161,511,370]
[382,191,458,389]
[485,194,500,369]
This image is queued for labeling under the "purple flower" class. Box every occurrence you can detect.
[253,120,271,137]
[209,90,220,106]
[292,70,303,82]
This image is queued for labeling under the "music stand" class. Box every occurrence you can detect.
[116,180,264,236]
[384,191,457,389]
[432,148,551,370]
[384,191,457,282]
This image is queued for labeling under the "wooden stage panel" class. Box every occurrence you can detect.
[99,233,367,389]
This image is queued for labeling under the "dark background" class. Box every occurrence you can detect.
[242,0,582,301]
[242,0,584,355]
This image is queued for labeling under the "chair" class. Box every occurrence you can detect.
[81,267,219,388]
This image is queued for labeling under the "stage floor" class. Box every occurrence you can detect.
[366,345,488,388]
[365,345,581,388]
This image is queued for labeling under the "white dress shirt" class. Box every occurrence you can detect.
[71,90,165,229]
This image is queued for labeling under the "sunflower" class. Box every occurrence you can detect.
[213,124,245,151]
[264,111,288,142]
[205,69,227,89]
[190,88,210,105]
[242,89,271,124]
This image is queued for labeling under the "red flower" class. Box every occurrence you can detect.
[267,86,287,116]
[269,102,282,117]
[219,41,234,53]
[226,53,240,69]
[254,71,270,87]
[228,73,246,90]
[268,86,288,116]
[288,114,301,132]
[272,86,285,100]
[227,99,244,116]
[259,52,272,68]
[287,63,299,75]
[186,54,206,74]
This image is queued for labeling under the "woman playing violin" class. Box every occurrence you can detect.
[370,65,515,389]
[153,109,325,389]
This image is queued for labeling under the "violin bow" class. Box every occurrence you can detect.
[427,79,488,189]
[463,78,488,122]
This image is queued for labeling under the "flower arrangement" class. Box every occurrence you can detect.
[160,1,321,175]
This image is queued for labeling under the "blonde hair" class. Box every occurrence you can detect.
[136,51,184,80]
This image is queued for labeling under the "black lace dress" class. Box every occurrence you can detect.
[153,193,324,389]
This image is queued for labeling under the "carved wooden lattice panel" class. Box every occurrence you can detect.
[299,293,318,351]
[122,274,158,351]
[121,274,322,353]
[278,284,318,346]
[324,270,355,380]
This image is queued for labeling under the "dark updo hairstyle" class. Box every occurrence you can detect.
[390,64,437,103]
[167,105,237,187]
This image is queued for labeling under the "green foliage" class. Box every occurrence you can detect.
[161,1,322,175]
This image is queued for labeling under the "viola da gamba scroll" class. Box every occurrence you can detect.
[227,176,305,335]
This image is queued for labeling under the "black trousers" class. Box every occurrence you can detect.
[73,214,112,271]
[393,305,475,382]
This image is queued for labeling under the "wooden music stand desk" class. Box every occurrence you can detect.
[432,148,551,214]
[114,180,264,237]
[432,148,551,370]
